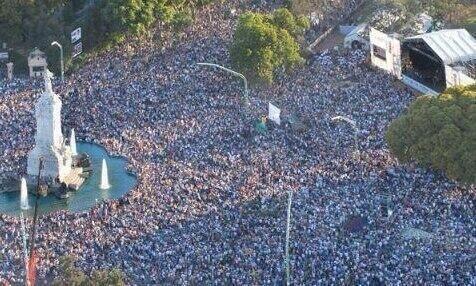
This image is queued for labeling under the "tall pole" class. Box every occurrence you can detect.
[27,158,43,286]
[51,41,64,83]
[29,158,43,258]
[285,191,293,286]
[20,213,29,286]
[196,62,250,107]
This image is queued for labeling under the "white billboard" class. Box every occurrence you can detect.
[71,28,81,43]
[369,28,402,78]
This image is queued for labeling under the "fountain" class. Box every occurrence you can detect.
[0,143,136,216]
[100,159,111,189]
[20,178,29,210]
[70,129,77,156]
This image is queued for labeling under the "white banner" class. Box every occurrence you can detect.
[71,27,81,43]
[268,103,281,125]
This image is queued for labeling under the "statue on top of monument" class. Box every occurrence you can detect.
[44,69,54,93]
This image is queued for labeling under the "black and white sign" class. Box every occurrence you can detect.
[71,27,82,43]
[72,42,82,58]
[0,52,8,60]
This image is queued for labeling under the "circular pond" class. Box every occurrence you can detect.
[0,142,136,216]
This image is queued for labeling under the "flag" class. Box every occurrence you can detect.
[27,251,38,286]
[268,103,281,125]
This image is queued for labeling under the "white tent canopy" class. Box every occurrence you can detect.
[406,29,476,65]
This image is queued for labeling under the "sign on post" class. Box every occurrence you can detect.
[72,42,82,58]
[71,28,82,43]
[268,102,281,125]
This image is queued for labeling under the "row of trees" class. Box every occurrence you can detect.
[90,0,212,38]
[0,0,76,74]
[230,8,309,84]
[386,85,476,184]
[0,0,215,74]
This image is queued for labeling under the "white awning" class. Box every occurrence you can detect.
[406,29,476,65]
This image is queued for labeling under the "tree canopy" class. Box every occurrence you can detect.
[52,255,124,286]
[230,8,309,84]
[0,0,216,74]
[386,85,476,184]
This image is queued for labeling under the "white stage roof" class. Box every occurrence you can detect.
[406,29,476,65]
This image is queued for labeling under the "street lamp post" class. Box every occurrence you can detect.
[196,62,250,107]
[331,116,359,158]
[20,213,29,286]
[285,191,293,286]
[51,41,64,83]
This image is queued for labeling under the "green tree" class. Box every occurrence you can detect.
[431,0,461,22]
[386,84,476,184]
[0,0,25,45]
[101,0,155,35]
[0,0,216,74]
[272,8,309,38]
[52,255,124,286]
[52,255,87,286]
[230,9,307,84]
[89,268,125,286]
[153,0,176,23]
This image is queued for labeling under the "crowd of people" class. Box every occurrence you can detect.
[0,0,475,284]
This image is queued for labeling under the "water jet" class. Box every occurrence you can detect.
[100,159,111,190]
[20,178,29,210]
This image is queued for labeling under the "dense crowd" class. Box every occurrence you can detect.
[0,0,475,285]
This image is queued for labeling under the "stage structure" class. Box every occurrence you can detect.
[370,28,476,95]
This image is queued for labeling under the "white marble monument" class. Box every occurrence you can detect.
[27,70,73,182]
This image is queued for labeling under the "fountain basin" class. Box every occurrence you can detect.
[0,142,137,216]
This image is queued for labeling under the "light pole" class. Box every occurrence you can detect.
[196,62,250,107]
[331,116,359,158]
[20,212,29,286]
[285,191,293,286]
[51,41,64,83]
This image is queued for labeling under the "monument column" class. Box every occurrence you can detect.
[27,70,72,181]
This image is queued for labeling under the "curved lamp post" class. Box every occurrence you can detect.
[331,116,359,157]
[51,41,64,83]
[196,62,250,107]
[285,190,293,286]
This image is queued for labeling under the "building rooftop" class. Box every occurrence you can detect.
[406,29,476,65]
